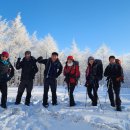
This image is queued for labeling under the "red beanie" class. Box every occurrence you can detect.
[67,56,74,60]
[2,51,9,58]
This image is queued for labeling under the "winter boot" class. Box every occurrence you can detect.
[70,102,76,107]
[25,92,31,106]
[92,101,97,106]
[1,104,7,109]
[43,103,49,108]
[15,92,23,105]
[52,102,58,106]
[111,102,115,107]
[116,106,122,111]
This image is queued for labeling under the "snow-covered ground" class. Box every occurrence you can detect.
[0,85,130,130]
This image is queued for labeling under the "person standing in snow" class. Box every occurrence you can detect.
[104,56,123,111]
[0,51,14,108]
[37,52,63,108]
[85,56,103,106]
[15,51,38,106]
[63,56,80,107]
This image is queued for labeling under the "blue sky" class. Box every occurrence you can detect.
[0,0,130,54]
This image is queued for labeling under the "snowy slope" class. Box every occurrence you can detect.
[0,86,130,130]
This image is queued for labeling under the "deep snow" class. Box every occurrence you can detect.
[0,85,130,130]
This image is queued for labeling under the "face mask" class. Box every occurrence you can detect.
[67,62,73,67]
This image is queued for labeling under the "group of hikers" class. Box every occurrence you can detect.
[0,50,124,111]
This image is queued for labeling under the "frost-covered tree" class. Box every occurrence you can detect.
[0,16,9,52]
[79,48,91,85]
[4,13,32,61]
[94,44,113,66]
[36,34,58,58]
[69,39,81,60]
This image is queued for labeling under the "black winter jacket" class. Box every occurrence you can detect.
[104,63,123,80]
[37,58,63,79]
[0,58,14,83]
[16,56,38,80]
[86,60,103,81]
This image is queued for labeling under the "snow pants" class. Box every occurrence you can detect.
[16,80,33,105]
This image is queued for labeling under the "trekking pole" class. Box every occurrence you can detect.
[63,80,67,101]
[79,78,82,87]
[68,82,71,107]
[85,86,88,108]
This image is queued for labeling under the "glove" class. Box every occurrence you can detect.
[37,56,43,62]
[0,74,11,83]
[116,76,124,82]
[84,81,89,87]
[17,58,21,61]
[6,76,11,82]
[69,74,76,78]
[64,77,70,84]
[56,74,59,78]
[106,77,110,81]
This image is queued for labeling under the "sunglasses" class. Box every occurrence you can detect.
[2,55,8,58]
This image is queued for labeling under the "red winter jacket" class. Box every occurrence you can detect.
[64,61,80,85]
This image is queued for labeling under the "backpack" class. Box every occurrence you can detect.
[73,61,80,79]
[94,59,103,80]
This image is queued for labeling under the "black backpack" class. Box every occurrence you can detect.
[74,61,80,79]
[94,59,103,80]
